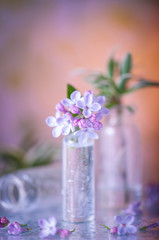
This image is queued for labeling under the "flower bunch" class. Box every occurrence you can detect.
[38,216,75,238]
[46,88,109,144]
[0,216,31,235]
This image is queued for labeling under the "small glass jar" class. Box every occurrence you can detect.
[0,162,61,212]
[62,134,95,222]
[97,106,142,209]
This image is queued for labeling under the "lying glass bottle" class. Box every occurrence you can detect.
[0,161,61,212]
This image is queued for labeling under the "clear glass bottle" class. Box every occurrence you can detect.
[62,134,95,222]
[97,106,142,209]
[0,161,61,212]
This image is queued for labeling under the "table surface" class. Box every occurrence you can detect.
[0,202,159,240]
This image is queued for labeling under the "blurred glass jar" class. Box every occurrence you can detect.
[62,134,95,223]
[97,106,142,209]
[0,161,61,212]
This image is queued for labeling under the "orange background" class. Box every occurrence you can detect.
[0,0,159,185]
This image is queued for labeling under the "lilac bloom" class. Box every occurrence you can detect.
[110,226,118,234]
[89,113,96,122]
[95,95,109,121]
[96,95,106,105]
[74,128,98,144]
[93,121,102,131]
[61,91,81,114]
[39,216,57,238]
[57,112,75,135]
[56,102,67,113]
[58,229,71,238]
[114,215,137,235]
[96,107,109,121]
[0,216,9,228]
[78,118,88,129]
[77,91,101,118]
[8,222,27,235]
[46,111,63,138]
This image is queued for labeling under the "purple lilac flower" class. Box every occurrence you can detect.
[8,222,27,235]
[0,216,9,228]
[78,118,88,129]
[74,128,99,144]
[114,215,137,235]
[58,229,71,238]
[95,95,109,121]
[39,216,57,238]
[77,90,101,118]
[46,90,109,143]
[62,90,81,114]
[110,226,118,234]
[93,121,102,131]
[46,111,63,137]
[56,102,67,113]
[57,112,75,135]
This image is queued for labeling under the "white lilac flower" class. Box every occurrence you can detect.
[61,90,81,114]
[77,90,101,118]
[57,112,75,135]
[114,215,137,235]
[38,217,57,238]
[45,111,63,138]
[74,128,99,144]
[95,95,109,121]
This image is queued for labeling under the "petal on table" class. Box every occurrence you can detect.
[114,215,122,224]
[71,90,81,102]
[124,215,134,224]
[45,117,56,127]
[127,225,137,234]
[52,126,62,138]
[90,103,101,112]
[39,229,50,238]
[118,226,127,235]
[38,219,49,228]
[48,216,57,227]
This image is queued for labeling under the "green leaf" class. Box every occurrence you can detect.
[100,224,110,230]
[107,58,115,78]
[67,84,77,99]
[120,53,132,75]
[125,79,159,93]
[118,73,131,92]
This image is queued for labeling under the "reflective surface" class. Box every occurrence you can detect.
[0,202,159,240]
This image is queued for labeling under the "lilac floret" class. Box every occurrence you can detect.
[8,222,27,235]
[114,215,137,235]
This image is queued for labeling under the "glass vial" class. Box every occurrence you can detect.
[62,134,95,222]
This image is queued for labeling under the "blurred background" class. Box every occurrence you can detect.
[0,0,159,186]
